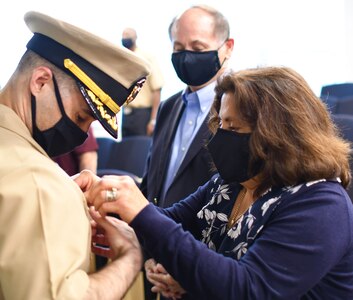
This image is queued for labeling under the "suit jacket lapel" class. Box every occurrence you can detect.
[164,98,185,149]
[156,96,185,196]
[174,118,211,179]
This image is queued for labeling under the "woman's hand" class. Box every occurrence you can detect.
[145,259,186,299]
[89,207,142,264]
[75,173,149,223]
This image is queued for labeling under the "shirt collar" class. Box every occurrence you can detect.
[181,81,217,113]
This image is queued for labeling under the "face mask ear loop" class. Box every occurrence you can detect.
[217,39,229,67]
[31,93,37,133]
[220,57,227,68]
[52,75,67,117]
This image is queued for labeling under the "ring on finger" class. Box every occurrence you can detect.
[105,187,118,202]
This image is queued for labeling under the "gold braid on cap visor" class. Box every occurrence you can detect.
[86,89,118,131]
[64,59,120,114]
[64,59,146,131]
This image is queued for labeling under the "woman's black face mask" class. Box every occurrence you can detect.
[207,128,258,183]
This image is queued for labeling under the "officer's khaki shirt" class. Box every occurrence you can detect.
[0,104,90,299]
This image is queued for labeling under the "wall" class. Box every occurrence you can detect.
[0,0,351,97]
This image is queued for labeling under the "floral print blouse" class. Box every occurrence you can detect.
[196,175,314,260]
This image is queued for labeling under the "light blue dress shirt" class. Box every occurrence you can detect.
[161,81,216,200]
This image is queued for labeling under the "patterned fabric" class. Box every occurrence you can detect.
[197,175,334,260]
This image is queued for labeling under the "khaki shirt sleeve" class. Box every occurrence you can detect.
[0,160,90,300]
[146,54,164,91]
[129,48,164,108]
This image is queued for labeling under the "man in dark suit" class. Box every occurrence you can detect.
[140,5,234,299]
[140,5,234,209]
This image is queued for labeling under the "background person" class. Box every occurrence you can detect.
[140,4,234,208]
[77,66,353,300]
[0,11,150,299]
[139,6,234,298]
[121,27,164,137]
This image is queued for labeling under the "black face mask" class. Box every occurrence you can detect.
[31,76,88,157]
[171,50,221,86]
[122,38,134,49]
[207,128,256,183]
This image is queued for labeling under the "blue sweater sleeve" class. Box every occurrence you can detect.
[130,182,353,299]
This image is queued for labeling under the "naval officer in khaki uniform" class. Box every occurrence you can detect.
[0,11,149,300]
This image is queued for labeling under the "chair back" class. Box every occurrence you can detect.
[334,96,353,116]
[107,136,152,178]
[96,137,116,169]
[332,114,353,201]
[321,95,339,114]
[320,83,353,99]
[96,136,152,185]
[332,114,353,142]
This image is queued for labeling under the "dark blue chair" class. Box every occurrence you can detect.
[107,136,152,177]
[320,84,353,115]
[96,137,116,170]
[332,114,353,200]
[320,83,353,99]
[96,137,139,181]
[332,114,353,142]
[321,95,339,114]
[97,135,152,186]
[334,96,353,116]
